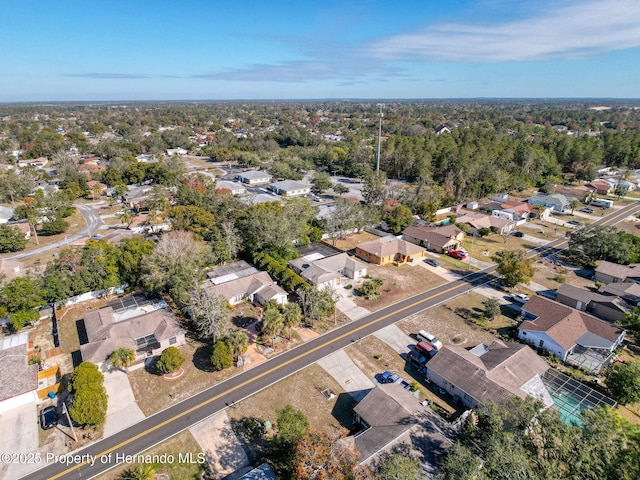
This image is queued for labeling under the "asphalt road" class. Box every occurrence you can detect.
[20,201,640,480]
[4,203,103,261]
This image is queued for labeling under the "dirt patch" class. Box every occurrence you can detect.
[322,231,379,252]
[352,263,446,309]
[226,363,357,452]
[531,258,595,291]
[398,292,501,350]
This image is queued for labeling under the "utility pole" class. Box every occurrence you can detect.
[62,402,78,442]
[376,103,384,173]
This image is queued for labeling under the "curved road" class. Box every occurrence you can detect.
[21,201,640,480]
[4,204,102,261]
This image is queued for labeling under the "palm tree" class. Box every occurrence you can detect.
[119,464,156,480]
[120,209,135,229]
[109,347,135,369]
[146,210,159,233]
[91,183,103,202]
[569,198,580,215]
[26,213,39,245]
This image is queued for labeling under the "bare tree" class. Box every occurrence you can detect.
[188,286,229,343]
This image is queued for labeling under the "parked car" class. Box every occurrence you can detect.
[380,371,401,384]
[513,231,525,238]
[39,406,57,430]
[416,341,437,358]
[407,351,428,368]
[510,293,529,304]
[566,220,583,227]
[424,258,440,267]
[416,330,443,350]
[447,250,467,260]
[580,207,594,214]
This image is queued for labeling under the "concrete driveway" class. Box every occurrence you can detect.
[317,349,375,401]
[190,410,249,478]
[0,403,39,480]
[103,368,145,437]
[373,324,416,355]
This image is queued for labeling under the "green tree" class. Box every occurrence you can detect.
[261,302,284,347]
[68,362,104,394]
[156,346,185,374]
[69,382,108,428]
[481,298,501,321]
[622,306,640,337]
[606,360,640,405]
[333,183,349,196]
[378,452,422,480]
[0,275,45,330]
[116,237,155,288]
[568,225,636,265]
[311,171,332,194]
[39,217,70,235]
[224,330,249,362]
[491,249,534,288]
[384,204,414,234]
[282,302,302,339]
[275,405,310,446]
[119,464,156,480]
[360,277,384,300]
[297,288,334,327]
[0,224,28,252]
[120,209,135,229]
[211,339,233,371]
[569,198,581,214]
[109,347,136,369]
[362,170,387,205]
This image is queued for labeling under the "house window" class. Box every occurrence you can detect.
[169,337,177,345]
[539,339,544,348]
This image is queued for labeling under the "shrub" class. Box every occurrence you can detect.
[109,347,135,368]
[39,218,70,236]
[211,339,233,371]
[156,346,185,374]
[554,274,567,283]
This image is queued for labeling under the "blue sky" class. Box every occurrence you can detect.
[1,0,639,101]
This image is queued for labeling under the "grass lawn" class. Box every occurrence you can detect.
[128,340,239,416]
[94,430,205,480]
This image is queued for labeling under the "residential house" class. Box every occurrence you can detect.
[602,177,636,192]
[455,209,515,235]
[267,180,311,197]
[587,180,613,195]
[215,180,247,195]
[80,307,186,368]
[240,193,281,205]
[425,340,552,409]
[236,170,273,185]
[527,193,575,213]
[166,148,188,156]
[289,252,367,289]
[600,282,640,305]
[205,261,288,306]
[593,260,640,284]
[355,237,425,265]
[556,283,629,323]
[0,334,39,413]
[352,383,428,462]
[497,200,537,221]
[403,224,464,252]
[519,296,625,373]
[17,157,48,169]
[435,125,451,135]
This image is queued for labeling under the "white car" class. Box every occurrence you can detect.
[417,330,443,350]
[510,293,529,304]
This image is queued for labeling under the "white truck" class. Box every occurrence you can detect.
[591,199,614,208]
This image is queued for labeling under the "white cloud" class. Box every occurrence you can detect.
[367,0,640,62]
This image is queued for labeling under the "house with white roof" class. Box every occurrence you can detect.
[267,180,311,197]
[236,170,273,185]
